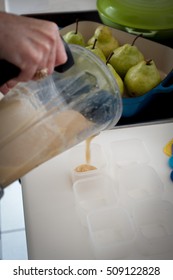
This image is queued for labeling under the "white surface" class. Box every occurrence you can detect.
[1,229,28,260]
[0,181,28,259]
[21,122,173,259]
[87,207,135,259]
[133,199,173,256]
[0,181,25,231]
[2,0,97,14]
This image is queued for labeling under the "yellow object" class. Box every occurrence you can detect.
[163,139,173,156]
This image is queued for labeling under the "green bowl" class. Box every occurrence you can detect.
[97,0,173,40]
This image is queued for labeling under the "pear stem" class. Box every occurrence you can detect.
[75,19,79,34]
[92,39,97,49]
[131,33,143,46]
[106,52,114,65]
[146,59,153,65]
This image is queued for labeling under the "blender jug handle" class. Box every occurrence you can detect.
[0,37,74,86]
[0,59,21,87]
[54,37,74,73]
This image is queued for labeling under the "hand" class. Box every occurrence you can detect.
[0,12,67,94]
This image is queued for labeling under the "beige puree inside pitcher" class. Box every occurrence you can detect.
[0,88,93,187]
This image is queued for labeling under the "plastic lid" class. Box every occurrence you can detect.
[97,0,173,30]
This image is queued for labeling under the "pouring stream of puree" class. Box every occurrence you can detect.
[74,134,98,172]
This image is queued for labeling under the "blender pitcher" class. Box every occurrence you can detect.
[0,42,122,189]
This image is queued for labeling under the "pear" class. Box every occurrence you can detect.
[86,39,106,62]
[107,63,124,95]
[87,25,119,58]
[109,35,144,78]
[63,19,85,46]
[106,53,124,95]
[124,59,161,97]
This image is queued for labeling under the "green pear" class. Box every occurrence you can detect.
[63,20,85,46]
[107,63,124,95]
[87,25,119,58]
[63,31,85,46]
[109,35,144,78]
[124,59,161,97]
[86,39,106,62]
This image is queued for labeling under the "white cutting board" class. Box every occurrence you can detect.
[21,122,173,259]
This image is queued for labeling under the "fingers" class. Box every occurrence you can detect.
[46,41,57,74]
[0,16,68,92]
[6,31,68,89]
[55,32,68,67]
[0,83,11,94]
[6,64,38,89]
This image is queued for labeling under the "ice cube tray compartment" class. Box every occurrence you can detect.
[67,143,108,183]
[68,136,170,258]
[73,174,119,226]
[87,206,136,259]
[133,199,173,256]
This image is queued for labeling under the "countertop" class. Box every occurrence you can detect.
[21,122,173,260]
[0,0,97,14]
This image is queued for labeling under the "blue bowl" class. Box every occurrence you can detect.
[122,69,173,117]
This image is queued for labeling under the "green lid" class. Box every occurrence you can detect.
[97,0,173,30]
